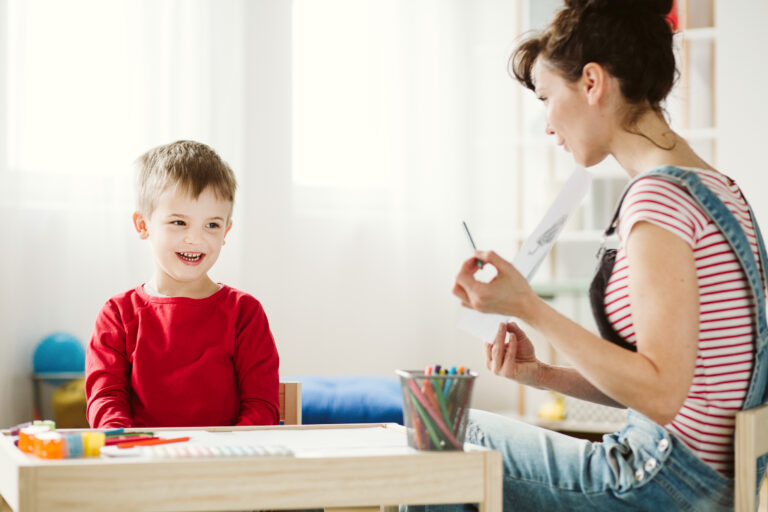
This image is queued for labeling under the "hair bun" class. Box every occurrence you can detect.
[565,0,673,16]
[632,0,673,16]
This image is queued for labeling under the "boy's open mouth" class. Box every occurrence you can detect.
[176,252,205,264]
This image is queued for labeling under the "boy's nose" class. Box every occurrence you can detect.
[183,229,203,244]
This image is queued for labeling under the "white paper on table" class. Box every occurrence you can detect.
[458,166,593,341]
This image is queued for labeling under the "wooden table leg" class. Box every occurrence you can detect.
[325,508,380,512]
[0,494,13,512]
[479,451,503,512]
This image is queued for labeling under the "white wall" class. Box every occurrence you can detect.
[716,1,768,227]
[237,1,520,414]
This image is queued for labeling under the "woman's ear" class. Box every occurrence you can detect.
[581,62,607,107]
[132,212,149,239]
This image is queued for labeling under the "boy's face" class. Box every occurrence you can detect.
[132,185,232,295]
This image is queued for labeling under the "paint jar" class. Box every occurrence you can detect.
[62,433,85,458]
[82,432,106,457]
[396,369,477,451]
[18,425,53,454]
[34,432,64,459]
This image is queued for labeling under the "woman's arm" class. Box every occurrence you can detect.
[484,322,623,407]
[456,221,699,425]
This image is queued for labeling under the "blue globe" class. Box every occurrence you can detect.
[33,332,85,373]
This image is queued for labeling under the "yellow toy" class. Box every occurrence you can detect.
[537,392,566,421]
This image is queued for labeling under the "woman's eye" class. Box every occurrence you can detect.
[171,220,185,226]
[537,96,547,102]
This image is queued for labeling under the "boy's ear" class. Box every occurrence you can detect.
[223,221,233,245]
[132,212,149,239]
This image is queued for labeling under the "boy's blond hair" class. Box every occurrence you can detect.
[135,140,237,218]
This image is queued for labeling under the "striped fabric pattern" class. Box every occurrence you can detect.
[604,168,759,476]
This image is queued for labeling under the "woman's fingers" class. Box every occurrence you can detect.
[490,322,507,374]
[507,321,527,339]
[476,250,509,272]
[482,322,522,379]
[452,281,470,303]
[455,256,483,291]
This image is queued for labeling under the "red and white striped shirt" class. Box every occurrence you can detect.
[604,168,759,476]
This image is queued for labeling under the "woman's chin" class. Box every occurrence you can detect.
[576,153,609,168]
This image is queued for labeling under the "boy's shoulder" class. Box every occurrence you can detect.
[217,284,264,311]
[101,286,145,308]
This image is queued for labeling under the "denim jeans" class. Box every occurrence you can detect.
[404,408,733,512]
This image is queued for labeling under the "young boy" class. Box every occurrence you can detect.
[85,140,280,428]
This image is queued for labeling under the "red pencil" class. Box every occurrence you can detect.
[117,436,191,449]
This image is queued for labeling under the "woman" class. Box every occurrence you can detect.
[450,0,768,510]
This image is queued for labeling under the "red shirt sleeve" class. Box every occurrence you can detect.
[85,300,133,428]
[233,298,280,425]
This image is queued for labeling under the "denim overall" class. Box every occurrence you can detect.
[407,166,768,512]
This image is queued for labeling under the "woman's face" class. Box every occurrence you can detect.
[532,59,611,167]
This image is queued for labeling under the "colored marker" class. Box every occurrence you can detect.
[118,436,190,449]
[105,435,157,446]
[461,221,483,269]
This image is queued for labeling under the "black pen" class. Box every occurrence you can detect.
[461,221,484,269]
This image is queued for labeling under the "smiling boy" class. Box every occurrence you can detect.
[85,140,280,428]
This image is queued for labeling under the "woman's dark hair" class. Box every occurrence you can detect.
[510,0,676,115]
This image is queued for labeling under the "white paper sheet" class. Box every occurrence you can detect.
[458,166,593,341]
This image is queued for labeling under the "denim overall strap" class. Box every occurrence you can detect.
[640,166,768,407]
[602,167,768,406]
[637,166,768,490]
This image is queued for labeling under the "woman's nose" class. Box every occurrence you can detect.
[545,122,555,136]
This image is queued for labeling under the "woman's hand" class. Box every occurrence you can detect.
[485,322,543,387]
[453,250,538,319]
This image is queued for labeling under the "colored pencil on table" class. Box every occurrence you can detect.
[117,436,190,449]
[105,435,157,446]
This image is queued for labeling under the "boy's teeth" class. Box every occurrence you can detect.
[178,252,202,261]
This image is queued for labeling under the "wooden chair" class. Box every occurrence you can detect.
[279,381,302,425]
[735,402,768,511]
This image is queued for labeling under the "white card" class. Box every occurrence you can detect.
[458,166,592,341]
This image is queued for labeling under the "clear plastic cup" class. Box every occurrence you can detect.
[396,369,477,451]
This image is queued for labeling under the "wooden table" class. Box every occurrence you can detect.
[0,423,501,512]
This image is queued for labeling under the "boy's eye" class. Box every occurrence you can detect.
[207,222,221,229]
[170,220,186,226]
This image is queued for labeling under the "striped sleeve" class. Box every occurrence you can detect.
[618,177,707,248]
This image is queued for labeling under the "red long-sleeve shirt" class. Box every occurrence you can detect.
[85,285,280,428]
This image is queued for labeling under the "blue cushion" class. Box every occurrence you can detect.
[290,376,404,424]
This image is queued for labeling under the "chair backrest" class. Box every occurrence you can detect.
[279,381,302,425]
[735,402,768,511]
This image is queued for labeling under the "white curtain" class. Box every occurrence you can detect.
[0,0,526,426]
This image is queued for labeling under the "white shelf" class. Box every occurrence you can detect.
[679,127,718,140]
[498,411,625,434]
[680,27,716,41]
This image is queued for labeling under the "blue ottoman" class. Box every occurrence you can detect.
[290,376,404,425]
